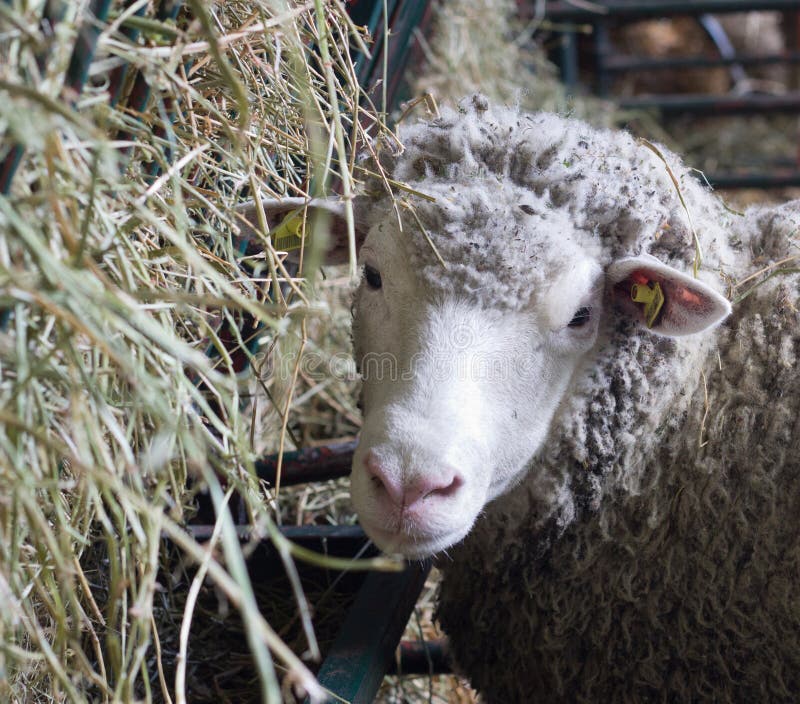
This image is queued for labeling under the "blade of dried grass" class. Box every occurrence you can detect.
[175,488,233,704]
[638,137,703,277]
[312,0,357,279]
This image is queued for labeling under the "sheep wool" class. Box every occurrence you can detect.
[366,97,800,702]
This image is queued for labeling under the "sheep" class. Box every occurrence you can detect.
[247,95,800,701]
[435,202,800,702]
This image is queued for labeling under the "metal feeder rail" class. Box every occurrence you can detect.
[533,0,800,189]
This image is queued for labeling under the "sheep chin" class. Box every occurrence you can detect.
[360,519,473,559]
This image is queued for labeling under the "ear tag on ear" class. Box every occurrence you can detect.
[631,281,665,328]
[271,211,304,252]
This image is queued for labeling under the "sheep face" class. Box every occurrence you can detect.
[349,213,610,558]
[348,210,731,559]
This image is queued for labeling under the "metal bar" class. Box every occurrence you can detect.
[1,0,107,330]
[559,30,579,89]
[195,438,354,523]
[1,0,107,183]
[255,440,356,487]
[542,0,800,21]
[108,1,149,107]
[0,0,68,196]
[387,638,452,676]
[64,0,112,97]
[594,19,612,98]
[618,91,800,115]
[309,561,432,704]
[792,9,800,92]
[115,0,183,146]
[35,0,69,70]
[698,12,746,85]
[354,0,401,87]
[0,146,24,196]
[381,0,433,111]
[188,523,367,545]
[603,51,800,74]
[703,170,800,189]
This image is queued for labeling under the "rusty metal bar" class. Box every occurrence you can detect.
[618,91,800,115]
[309,561,432,704]
[108,1,149,107]
[255,440,356,487]
[387,638,452,676]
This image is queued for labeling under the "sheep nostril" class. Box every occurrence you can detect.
[370,473,388,494]
[364,451,405,507]
[363,451,464,510]
[428,473,463,499]
[406,468,464,508]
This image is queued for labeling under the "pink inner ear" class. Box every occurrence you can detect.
[611,262,731,337]
[674,286,702,308]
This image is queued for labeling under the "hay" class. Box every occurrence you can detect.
[0,2,392,702]
[411,0,613,122]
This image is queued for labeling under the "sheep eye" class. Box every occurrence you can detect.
[364,264,382,290]
[568,306,592,328]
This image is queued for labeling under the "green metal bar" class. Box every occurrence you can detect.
[381,0,432,110]
[559,30,579,89]
[108,1,149,107]
[0,0,68,196]
[603,50,800,74]
[1,0,107,329]
[115,0,183,148]
[1,0,110,194]
[309,561,431,703]
[64,0,112,96]
[702,170,800,189]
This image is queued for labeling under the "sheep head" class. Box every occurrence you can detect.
[246,97,733,558]
[348,203,729,558]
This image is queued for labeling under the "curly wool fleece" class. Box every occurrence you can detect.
[365,94,734,314]
[365,98,800,702]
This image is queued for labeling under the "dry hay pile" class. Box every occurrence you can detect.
[412,0,614,123]
[0,2,399,702]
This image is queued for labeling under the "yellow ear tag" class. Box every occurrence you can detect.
[271,211,304,252]
[630,281,665,328]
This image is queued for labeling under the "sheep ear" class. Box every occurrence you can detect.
[608,255,731,336]
[234,197,366,264]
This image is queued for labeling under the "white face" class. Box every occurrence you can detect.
[349,222,605,558]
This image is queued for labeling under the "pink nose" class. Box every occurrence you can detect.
[364,451,463,511]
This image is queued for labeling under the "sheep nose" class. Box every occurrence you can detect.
[364,451,463,511]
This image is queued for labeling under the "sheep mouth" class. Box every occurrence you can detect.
[360,520,472,559]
